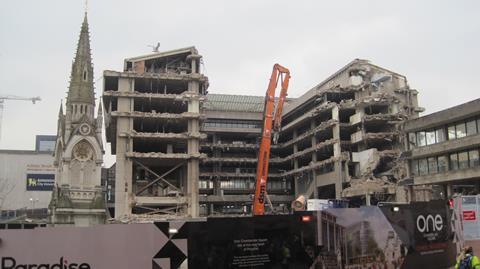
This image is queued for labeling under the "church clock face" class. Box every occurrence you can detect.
[79,123,91,135]
[73,141,93,162]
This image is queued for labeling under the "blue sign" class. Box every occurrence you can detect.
[26,174,55,191]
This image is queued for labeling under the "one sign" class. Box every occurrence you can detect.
[411,204,448,246]
[26,174,55,191]
[380,200,456,269]
[463,210,477,221]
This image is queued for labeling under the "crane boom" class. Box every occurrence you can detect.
[0,95,41,140]
[0,95,41,103]
[253,64,290,216]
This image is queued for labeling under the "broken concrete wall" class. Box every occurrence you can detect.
[352,148,380,177]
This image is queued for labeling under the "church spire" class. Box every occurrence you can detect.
[67,12,95,106]
[56,100,65,145]
[97,98,103,117]
[58,100,64,117]
[57,100,64,129]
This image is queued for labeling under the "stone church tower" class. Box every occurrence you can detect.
[50,13,106,226]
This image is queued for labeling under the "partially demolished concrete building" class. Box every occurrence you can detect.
[103,47,207,218]
[104,51,423,218]
[277,59,423,206]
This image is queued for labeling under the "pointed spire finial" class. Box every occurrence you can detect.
[84,0,88,14]
[59,99,63,114]
[58,100,64,121]
[97,97,103,116]
[67,11,94,106]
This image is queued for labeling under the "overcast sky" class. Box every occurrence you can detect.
[1,0,479,166]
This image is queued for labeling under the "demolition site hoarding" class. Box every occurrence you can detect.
[0,201,457,269]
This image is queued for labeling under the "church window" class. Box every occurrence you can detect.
[73,141,94,162]
[83,70,87,81]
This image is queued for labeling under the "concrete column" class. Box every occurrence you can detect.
[355,107,367,152]
[187,158,199,217]
[188,55,201,74]
[292,130,300,196]
[332,106,341,158]
[179,165,186,194]
[311,120,318,198]
[408,185,415,202]
[212,134,221,196]
[332,106,342,199]
[311,120,317,162]
[114,77,133,218]
[293,129,298,169]
[187,81,200,217]
[446,184,453,198]
[191,59,197,74]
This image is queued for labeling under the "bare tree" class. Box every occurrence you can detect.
[0,177,14,210]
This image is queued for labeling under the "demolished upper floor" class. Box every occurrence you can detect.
[282,59,424,125]
[103,46,208,96]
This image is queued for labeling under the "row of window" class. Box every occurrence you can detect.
[411,148,480,176]
[199,181,214,189]
[409,128,445,148]
[199,180,291,190]
[200,167,257,174]
[409,117,480,148]
[203,119,262,129]
[72,104,92,115]
[38,140,56,151]
[447,118,479,139]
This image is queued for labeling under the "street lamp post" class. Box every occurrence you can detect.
[29,198,39,217]
[29,198,34,215]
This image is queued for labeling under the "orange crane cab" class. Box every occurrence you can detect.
[253,64,290,216]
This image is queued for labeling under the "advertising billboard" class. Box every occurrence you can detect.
[26,174,55,191]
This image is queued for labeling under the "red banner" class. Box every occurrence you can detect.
[463,210,477,221]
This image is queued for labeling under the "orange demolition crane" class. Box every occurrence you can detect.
[253,64,290,216]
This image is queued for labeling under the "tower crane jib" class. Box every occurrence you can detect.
[0,95,41,140]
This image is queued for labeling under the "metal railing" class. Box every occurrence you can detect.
[0,207,48,221]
